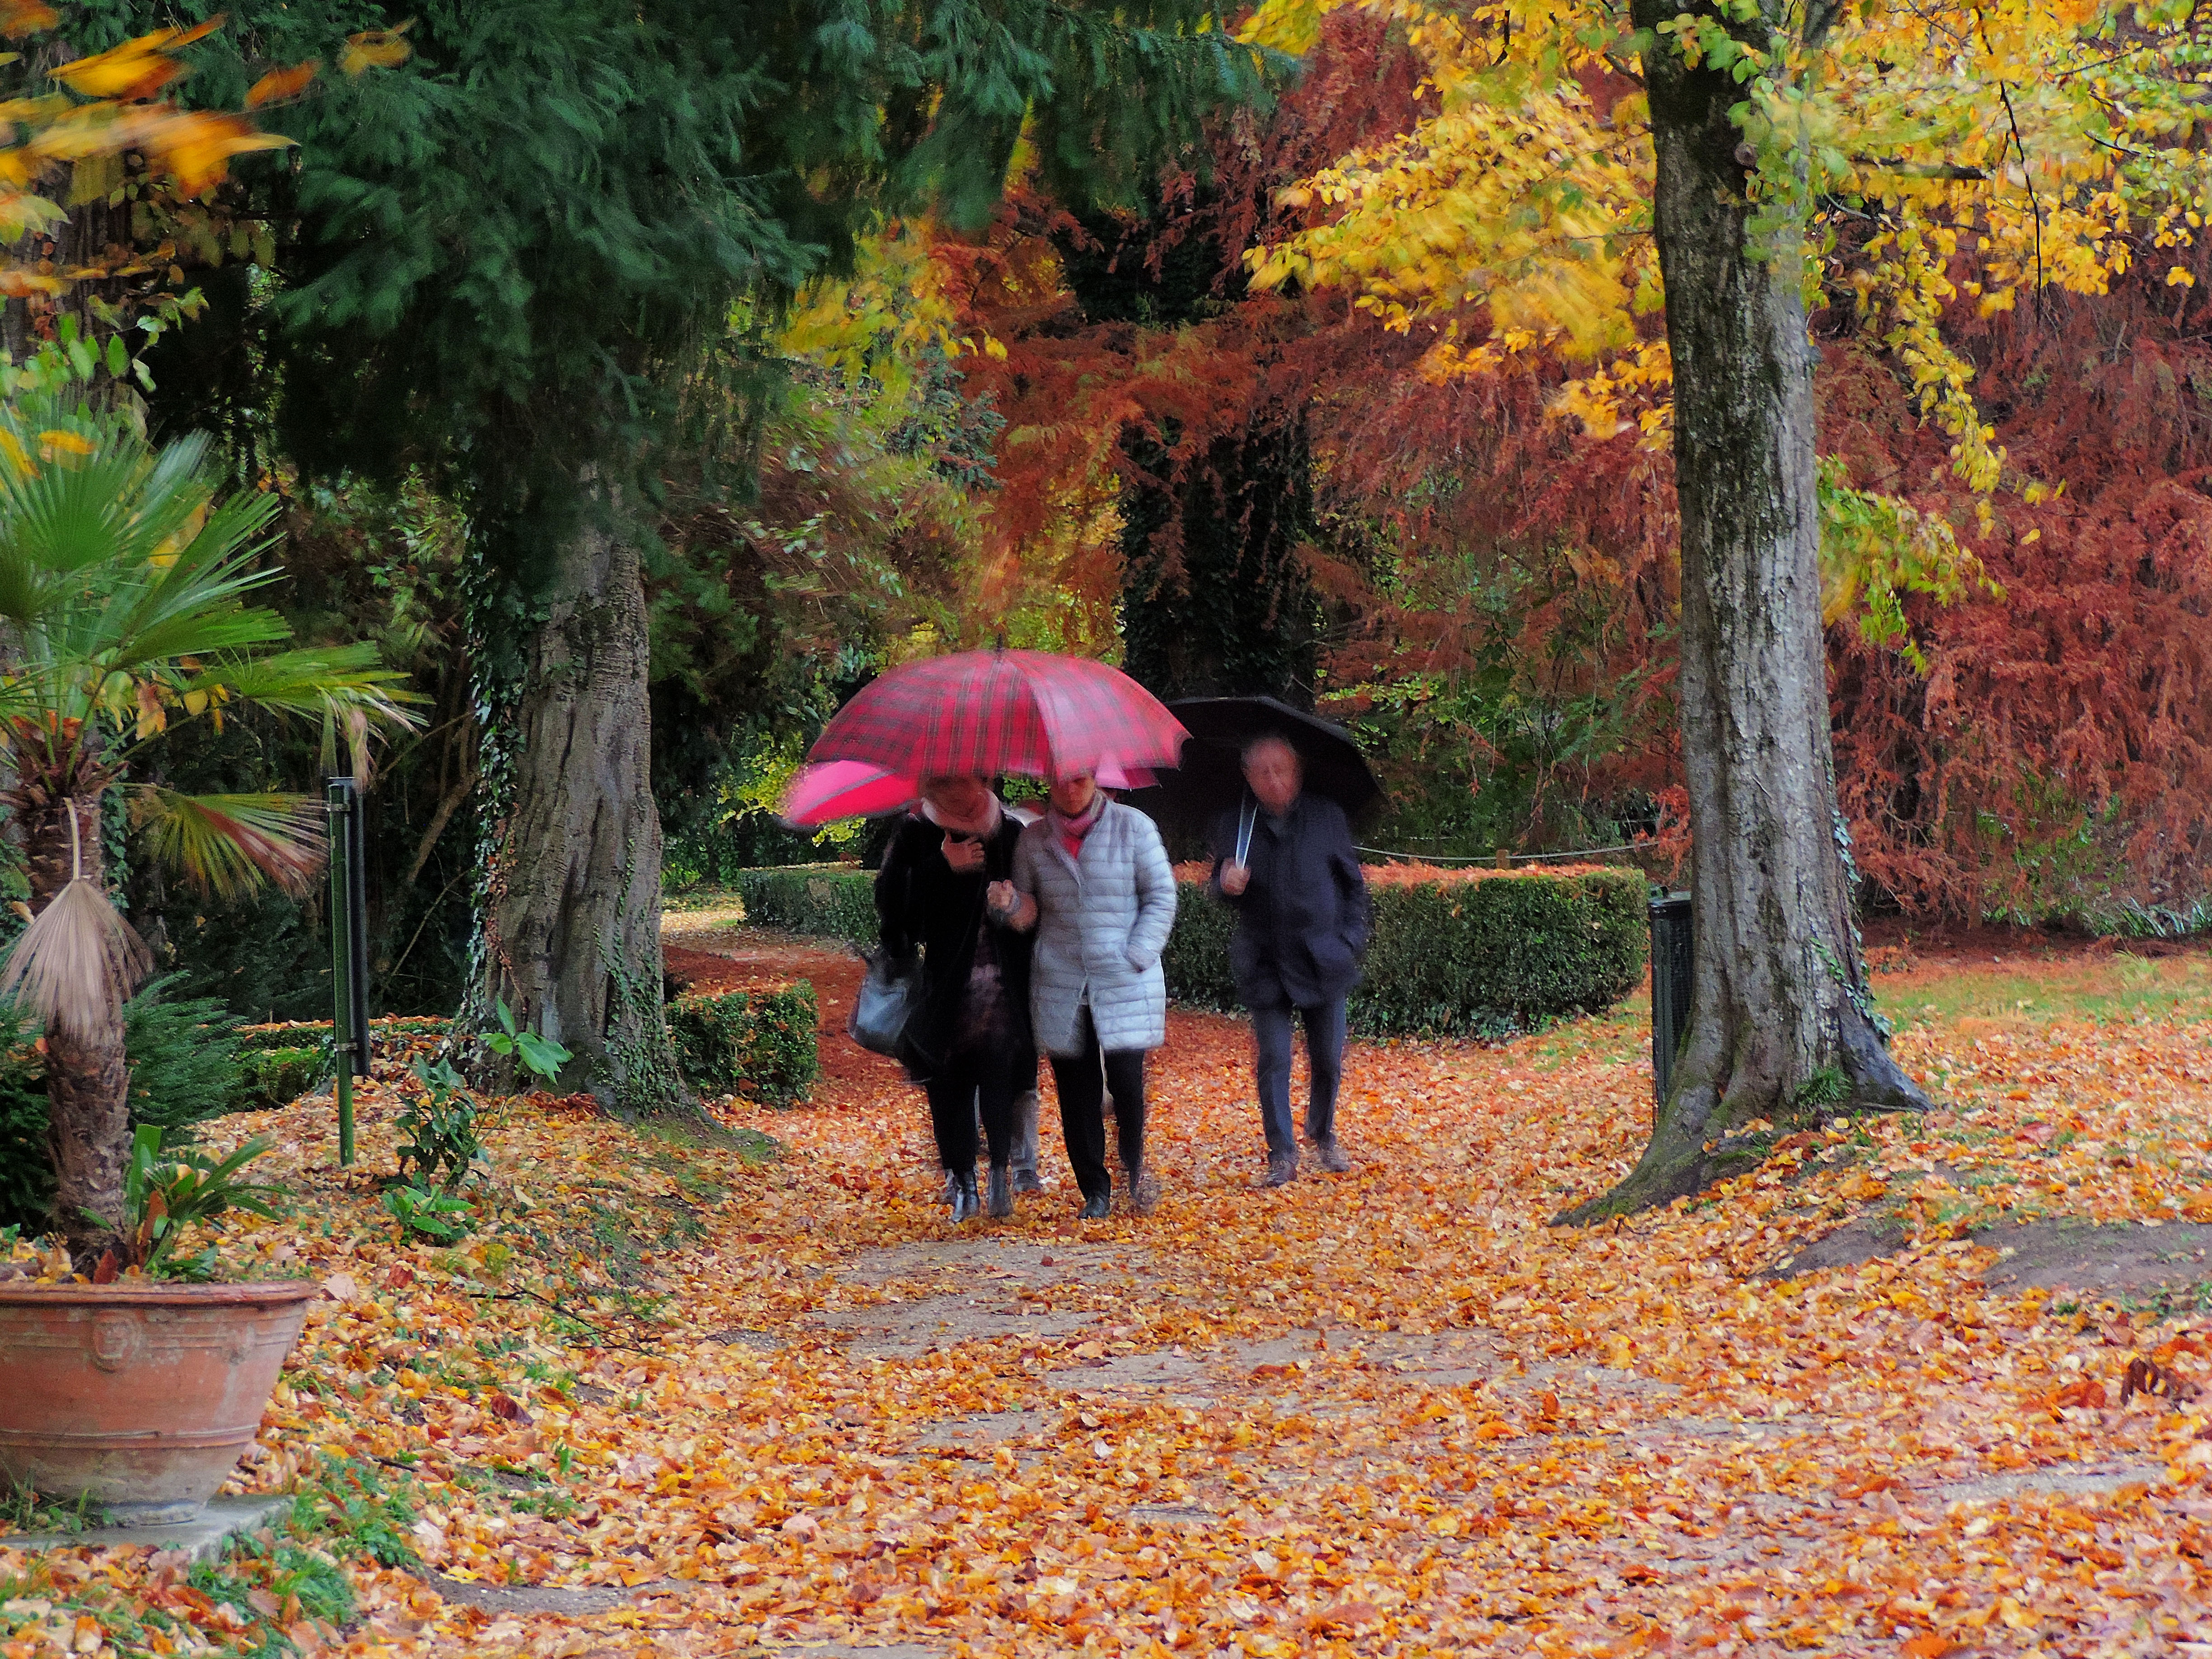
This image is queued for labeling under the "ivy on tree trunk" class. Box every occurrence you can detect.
[468,473,684,1111]
[1564,0,1928,1222]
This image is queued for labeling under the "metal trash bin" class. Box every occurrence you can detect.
[1649,891,1693,1104]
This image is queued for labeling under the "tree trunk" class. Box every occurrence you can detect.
[25,796,130,1267]
[1563,2,1927,1222]
[476,476,684,1110]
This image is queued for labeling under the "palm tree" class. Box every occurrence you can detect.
[0,385,419,1267]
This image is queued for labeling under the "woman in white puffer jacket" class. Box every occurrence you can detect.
[988,768,1177,1218]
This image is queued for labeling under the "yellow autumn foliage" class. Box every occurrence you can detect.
[1248,0,2208,459]
[1244,0,2209,647]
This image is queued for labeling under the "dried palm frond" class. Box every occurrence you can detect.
[0,877,150,1034]
[129,787,325,900]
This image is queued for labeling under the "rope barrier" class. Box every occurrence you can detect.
[1352,840,1658,866]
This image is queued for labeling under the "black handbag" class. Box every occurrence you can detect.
[848,951,923,1059]
[851,832,994,1070]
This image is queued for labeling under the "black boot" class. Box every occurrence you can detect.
[951,1168,981,1223]
[987,1164,1014,1219]
[1078,1188,1111,1220]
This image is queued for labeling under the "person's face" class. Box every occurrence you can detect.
[1050,772,1097,817]
[922,774,992,828]
[1244,740,1302,815]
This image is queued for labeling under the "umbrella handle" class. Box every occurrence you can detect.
[1233,798,1257,868]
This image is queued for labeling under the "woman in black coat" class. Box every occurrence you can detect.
[874,775,1037,1221]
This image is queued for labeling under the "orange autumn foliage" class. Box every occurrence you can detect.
[8,927,2212,1652]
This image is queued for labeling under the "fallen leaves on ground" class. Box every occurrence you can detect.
[5,928,2212,1657]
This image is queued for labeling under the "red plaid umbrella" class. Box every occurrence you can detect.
[807,649,1186,783]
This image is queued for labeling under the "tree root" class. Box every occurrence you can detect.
[1556,1005,1929,1226]
[1554,1138,1742,1227]
[1837,1003,1931,1113]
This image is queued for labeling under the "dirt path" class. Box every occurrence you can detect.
[580,922,2210,1657]
[14,923,2212,1659]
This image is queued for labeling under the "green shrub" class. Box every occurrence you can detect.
[669,982,819,1106]
[0,1035,47,1235]
[238,1045,333,1111]
[732,864,877,944]
[1161,882,1239,1010]
[123,976,247,1133]
[234,1015,449,1057]
[0,977,257,1232]
[1165,866,1648,1037]
[393,1059,485,1192]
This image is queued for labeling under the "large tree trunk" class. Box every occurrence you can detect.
[26,796,131,1268]
[476,478,684,1110]
[1564,1,1927,1222]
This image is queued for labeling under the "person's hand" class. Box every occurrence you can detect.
[1219,860,1250,896]
[944,833,984,873]
[986,878,1017,915]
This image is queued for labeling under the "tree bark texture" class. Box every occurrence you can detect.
[1565,4,1927,1221]
[25,796,130,1267]
[479,484,681,1109]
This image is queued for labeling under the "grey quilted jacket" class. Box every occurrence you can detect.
[1012,802,1178,1055]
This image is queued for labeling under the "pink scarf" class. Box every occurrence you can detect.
[1050,793,1107,861]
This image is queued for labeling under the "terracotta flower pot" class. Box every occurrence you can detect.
[0,1279,321,1527]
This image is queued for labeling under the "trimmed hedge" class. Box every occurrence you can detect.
[670,982,820,1106]
[728,862,1647,1036]
[733,863,878,944]
[238,1045,332,1111]
[1200,868,1649,1036]
[233,1014,450,1057]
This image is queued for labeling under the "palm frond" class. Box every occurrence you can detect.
[0,384,420,791]
[76,501,288,668]
[0,878,150,1035]
[113,601,295,670]
[186,646,427,725]
[129,788,326,901]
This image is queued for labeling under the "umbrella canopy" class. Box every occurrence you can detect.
[807,649,1186,783]
[780,755,1158,830]
[779,760,918,829]
[1120,695,1382,840]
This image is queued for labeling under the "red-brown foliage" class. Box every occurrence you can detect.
[1826,272,2212,920]
[948,15,2212,921]
[939,9,1433,627]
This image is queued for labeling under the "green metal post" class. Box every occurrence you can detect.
[328,779,354,1167]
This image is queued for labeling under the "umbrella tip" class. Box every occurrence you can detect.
[994,631,1008,652]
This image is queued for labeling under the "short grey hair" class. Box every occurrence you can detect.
[1240,733,1302,770]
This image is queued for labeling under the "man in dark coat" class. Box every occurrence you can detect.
[1209,735,1373,1186]
[874,776,1037,1220]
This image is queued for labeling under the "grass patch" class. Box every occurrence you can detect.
[2116,1280,2212,1321]
[0,1456,408,1659]
[1,1483,108,1536]
[296,1453,422,1569]
[637,1115,779,1165]
[1872,951,2212,1032]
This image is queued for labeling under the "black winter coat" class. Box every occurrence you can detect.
[1209,793,1373,1008]
[874,809,1035,1081]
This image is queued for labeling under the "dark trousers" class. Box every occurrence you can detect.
[926,1048,1022,1172]
[974,1055,1042,1180]
[1253,997,1347,1154]
[1048,1008,1148,1201]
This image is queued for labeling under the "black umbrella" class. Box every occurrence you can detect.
[1120,695,1382,843]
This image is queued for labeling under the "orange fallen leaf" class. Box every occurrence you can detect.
[1306,1599,1383,1631]
[245,61,320,108]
